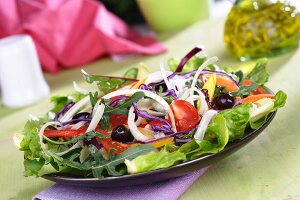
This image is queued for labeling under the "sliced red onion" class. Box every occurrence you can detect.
[109,95,128,107]
[175,137,192,143]
[138,84,151,90]
[175,47,203,73]
[162,89,178,99]
[138,127,195,144]
[152,125,173,135]
[202,69,239,87]
[61,118,92,126]
[84,138,102,149]
[132,102,171,128]
[55,102,75,121]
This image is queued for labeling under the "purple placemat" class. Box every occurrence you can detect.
[33,168,208,200]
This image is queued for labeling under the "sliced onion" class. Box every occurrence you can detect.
[160,61,173,91]
[175,46,203,72]
[60,96,90,122]
[103,89,176,132]
[128,106,152,141]
[194,110,218,141]
[54,101,75,121]
[144,71,173,85]
[190,57,219,96]
[38,121,62,154]
[86,103,105,133]
[193,88,209,115]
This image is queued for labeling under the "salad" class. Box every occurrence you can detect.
[17,47,287,179]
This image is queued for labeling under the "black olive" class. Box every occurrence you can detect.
[72,112,90,120]
[213,93,235,109]
[111,125,134,143]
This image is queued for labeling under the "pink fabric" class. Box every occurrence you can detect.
[0,0,166,73]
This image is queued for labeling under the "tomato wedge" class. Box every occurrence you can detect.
[170,100,200,132]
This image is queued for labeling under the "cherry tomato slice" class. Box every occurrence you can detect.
[170,100,200,132]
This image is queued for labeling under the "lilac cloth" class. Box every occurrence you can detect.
[33,168,208,200]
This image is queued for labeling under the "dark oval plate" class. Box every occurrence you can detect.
[42,111,276,188]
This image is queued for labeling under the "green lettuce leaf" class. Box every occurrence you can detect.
[179,114,229,160]
[245,58,269,85]
[250,90,287,129]
[124,67,138,79]
[125,148,186,174]
[220,104,252,141]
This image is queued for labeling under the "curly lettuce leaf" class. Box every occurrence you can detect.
[125,148,186,174]
[220,104,252,141]
[179,114,229,160]
[245,58,269,86]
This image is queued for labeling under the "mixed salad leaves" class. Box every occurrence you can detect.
[17,47,287,179]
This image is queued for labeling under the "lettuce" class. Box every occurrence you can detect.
[220,104,252,141]
[125,148,186,174]
[50,92,86,113]
[245,58,269,85]
[179,114,229,160]
[250,90,287,129]
[168,56,205,73]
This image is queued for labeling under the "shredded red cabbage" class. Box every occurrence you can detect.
[61,118,92,126]
[138,127,195,144]
[152,125,173,135]
[55,102,75,121]
[174,137,192,143]
[84,138,102,149]
[132,102,171,128]
[162,89,177,99]
[109,95,128,107]
[175,46,203,73]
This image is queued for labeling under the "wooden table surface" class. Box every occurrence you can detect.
[1,17,300,200]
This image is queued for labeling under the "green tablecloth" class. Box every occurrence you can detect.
[1,18,300,200]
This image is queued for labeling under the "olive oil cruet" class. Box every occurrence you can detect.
[224,0,300,61]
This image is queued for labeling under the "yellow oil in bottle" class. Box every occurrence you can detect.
[224,0,300,60]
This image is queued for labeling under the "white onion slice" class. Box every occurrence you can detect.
[71,121,86,130]
[194,110,218,141]
[190,57,218,96]
[103,89,176,132]
[144,71,173,85]
[38,121,62,154]
[159,61,173,91]
[60,96,90,122]
[86,103,105,133]
[128,106,151,141]
[193,88,209,115]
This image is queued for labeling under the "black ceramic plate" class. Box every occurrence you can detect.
[42,111,276,187]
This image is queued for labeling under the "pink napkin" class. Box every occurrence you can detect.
[33,168,208,200]
[0,0,166,73]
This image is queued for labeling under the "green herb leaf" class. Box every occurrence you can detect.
[89,91,98,108]
[82,71,137,94]
[231,84,258,97]
[91,145,154,178]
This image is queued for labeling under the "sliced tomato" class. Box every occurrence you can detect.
[44,126,87,138]
[170,100,200,132]
[97,138,130,154]
[109,114,128,128]
[242,80,267,95]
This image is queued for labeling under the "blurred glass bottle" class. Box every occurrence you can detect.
[224,0,300,61]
